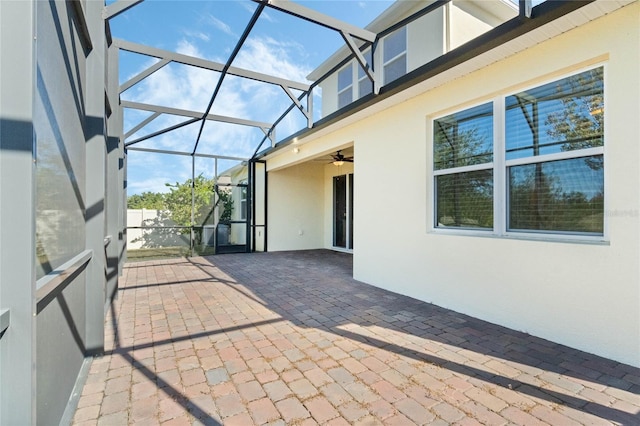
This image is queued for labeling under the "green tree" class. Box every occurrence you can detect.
[164,175,215,227]
[127,175,234,243]
[434,105,493,228]
[127,191,166,209]
[545,67,604,170]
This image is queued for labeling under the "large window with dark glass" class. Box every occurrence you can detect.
[358,49,373,98]
[433,66,604,237]
[434,102,494,229]
[505,67,604,234]
[383,26,407,85]
[337,64,353,109]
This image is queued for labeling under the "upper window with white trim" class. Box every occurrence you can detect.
[434,102,494,229]
[433,66,605,237]
[383,26,407,85]
[358,49,373,99]
[337,64,353,109]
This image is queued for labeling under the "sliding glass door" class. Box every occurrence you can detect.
[333,174,353,249]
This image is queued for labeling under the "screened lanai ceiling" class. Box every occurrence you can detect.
[109,0,398,163]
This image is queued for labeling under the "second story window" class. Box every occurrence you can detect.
[338,65,353,109]
[358,49,373,98]
[383,26,407,85]
[240,183,247,221]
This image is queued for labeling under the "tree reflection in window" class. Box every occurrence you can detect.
[506,67,604,233]
[434,102,493,229]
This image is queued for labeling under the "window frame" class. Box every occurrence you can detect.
[430,64,607,243]
[337,63,354,109]
[382,26,407,85]
[239,180,248,221]
[432,100,495,232]
[357,48,373,99]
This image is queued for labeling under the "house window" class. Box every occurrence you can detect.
[337,64,353,109]
[433,66,605,237]
[505,67,604,234]
[358,49,373,98]
[383,26,407,85]
[239,181,248,220]
[434,102,494,229]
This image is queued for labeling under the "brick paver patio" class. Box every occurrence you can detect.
[72,250,640,425]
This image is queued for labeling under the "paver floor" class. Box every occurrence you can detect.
[72,250,640,425]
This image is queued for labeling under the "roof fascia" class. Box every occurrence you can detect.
[255,0,596,160]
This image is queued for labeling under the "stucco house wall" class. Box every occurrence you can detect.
[268,162,325,251]
[265,3,640,367]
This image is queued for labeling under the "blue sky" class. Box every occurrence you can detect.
[110,0,394,195]
[112,0,533,195]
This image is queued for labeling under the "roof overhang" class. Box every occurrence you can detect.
[258,0,633,162]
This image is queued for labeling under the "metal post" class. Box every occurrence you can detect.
[519,0,532,19]
[84,0,107,355]
[191,154,195,256]
[307,89,314,128]
[106,40,122,306]
[0,1,37,423]
[247,161,254,252]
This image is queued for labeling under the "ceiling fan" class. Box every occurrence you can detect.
[331,150,353,166]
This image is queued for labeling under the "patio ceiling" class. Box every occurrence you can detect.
[107,0,385,162]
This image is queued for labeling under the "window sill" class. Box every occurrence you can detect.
[428,228,610,246]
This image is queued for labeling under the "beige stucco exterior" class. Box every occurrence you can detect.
[263,3,640,367]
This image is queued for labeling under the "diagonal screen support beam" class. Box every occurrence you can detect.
[124,111,161,140]
[114,39,310,92]
[255,0,376,43]
[120,58,170,93]
[192,2,266,155]
[121,100,272,130]
[341,31,377,94]
[257,0,378,96]
[260,127,276,147]
[126,146,249,162]
[281,86,312,128]
[103,0,144,20]
[124,118,200,147]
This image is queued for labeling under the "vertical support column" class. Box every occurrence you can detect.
[84,0,106,355]
[117,49,127,275]
[0,0,37,424]
[519,0,532,19]
[191,154,196,256]
[106,41,122,307]
[307,89,314,129]
[372,40,381,95]
[247,161,254,252]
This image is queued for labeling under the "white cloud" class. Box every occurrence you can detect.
[235,37,311,82]
[122,37,315,193]
[183,30,210,42]
[207,13,237,38]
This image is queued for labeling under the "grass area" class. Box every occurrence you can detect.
[126,245,217,262]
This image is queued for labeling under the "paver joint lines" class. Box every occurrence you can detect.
[73,250,640,425]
